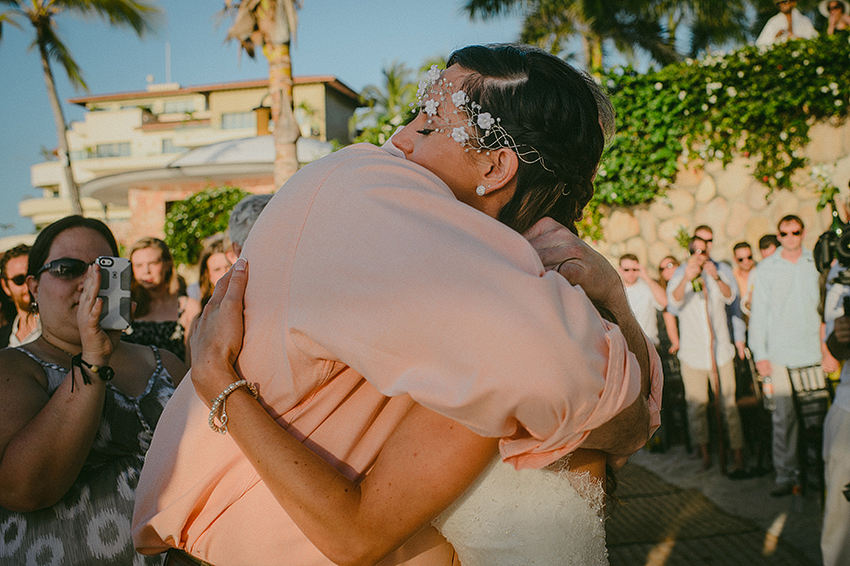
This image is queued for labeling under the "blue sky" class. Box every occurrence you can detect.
[0,0,526,238]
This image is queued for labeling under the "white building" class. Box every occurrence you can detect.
[22,76,361,243]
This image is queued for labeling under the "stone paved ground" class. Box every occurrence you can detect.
[607,447,823,566]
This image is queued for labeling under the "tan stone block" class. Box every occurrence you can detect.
[746,216,773,247]
[834,155,850,199]
[771,189,801,220]
[635,208,658,243]
[704,160,724,177]
[650,189,695,221]
[605,209,641,244]
[675,163,704,187]
[726,202,751,241]
[747,181,770,211]
[694,198,729,235]
[716,159,752,199]
[622,238,649,264]
[695,174,717,203]
[805,121,843,163]
[658,216,691,246]
[843,121,850,155]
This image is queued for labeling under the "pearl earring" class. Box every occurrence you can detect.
[476,185,487,196]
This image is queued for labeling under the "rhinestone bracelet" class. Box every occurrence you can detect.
[208,379,258,435]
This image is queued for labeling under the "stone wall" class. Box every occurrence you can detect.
[595,119,850,273]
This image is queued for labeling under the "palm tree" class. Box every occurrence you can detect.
[360,61,417,120]
[464,0,758,70]
[0,0,160,216]
[464,0,678,71]
[224,0,301,189]
[648,0,749,58]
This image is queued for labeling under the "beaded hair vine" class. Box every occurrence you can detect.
[411,65,553,173]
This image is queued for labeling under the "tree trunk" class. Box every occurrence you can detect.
[588,34,604,72]
[265,41,300,189]
[38,40,83,216]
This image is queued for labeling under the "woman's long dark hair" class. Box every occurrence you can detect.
[447,44,614,235]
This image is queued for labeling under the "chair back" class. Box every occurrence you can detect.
[787,364,832,502]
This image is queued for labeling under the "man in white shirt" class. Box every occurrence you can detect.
[619,254,667,347]
[756,0,818,46]
[749,215,824,497]
[668,236,747,477]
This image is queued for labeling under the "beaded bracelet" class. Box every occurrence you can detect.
[69,353,114,392]
[208,380,259,435]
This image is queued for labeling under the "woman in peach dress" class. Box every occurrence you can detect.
[134,44,661,566]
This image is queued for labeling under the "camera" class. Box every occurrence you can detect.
[814,223,850,273]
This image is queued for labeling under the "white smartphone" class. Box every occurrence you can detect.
[96,256,132,330]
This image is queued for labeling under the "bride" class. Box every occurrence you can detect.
[133,44,661,566]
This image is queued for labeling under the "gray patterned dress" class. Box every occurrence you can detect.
[0,347,175,565]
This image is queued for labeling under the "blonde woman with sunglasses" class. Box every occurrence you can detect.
[0,216,187,565]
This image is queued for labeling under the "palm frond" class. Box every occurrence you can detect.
[34,18,88,90]
[55,0,161,36]
[463,0,530,19]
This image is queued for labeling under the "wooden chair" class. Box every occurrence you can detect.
[787,364,834,504]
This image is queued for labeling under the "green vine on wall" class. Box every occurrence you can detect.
[588,34,850,238]
[164,185,248,266]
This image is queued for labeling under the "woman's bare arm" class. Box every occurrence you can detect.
[191,261,499,565]
[194,262,607,565]
[0,266,111,511]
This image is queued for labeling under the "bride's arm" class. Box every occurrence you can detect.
[192,261,498,566]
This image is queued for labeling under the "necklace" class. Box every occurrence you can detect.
[39,336,115,387]
[40,335,80,361]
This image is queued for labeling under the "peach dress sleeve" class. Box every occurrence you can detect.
[132,143,662,565]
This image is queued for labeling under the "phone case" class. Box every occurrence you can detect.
[96,256,132,330]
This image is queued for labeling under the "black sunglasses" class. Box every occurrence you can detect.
[36,258,92,280]
[736,255,753,262]
[7,274,27,286]
[779,230,801,237]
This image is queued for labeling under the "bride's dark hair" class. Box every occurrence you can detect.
[446,44,614,235]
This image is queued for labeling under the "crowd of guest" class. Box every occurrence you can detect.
[621,214,849,566]
[0,194,270,565]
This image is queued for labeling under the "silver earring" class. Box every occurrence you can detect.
[476,185,487,196]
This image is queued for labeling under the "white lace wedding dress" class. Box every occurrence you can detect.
[432,455,608,566]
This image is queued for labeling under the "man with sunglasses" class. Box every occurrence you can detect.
[757,0,818,46]
[749,215,824,497]
[667,236,748,477]
[733,242,756,319]
[0,244,40,348]
[619,254,667,347]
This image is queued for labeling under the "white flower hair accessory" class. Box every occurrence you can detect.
[412,65,552,172]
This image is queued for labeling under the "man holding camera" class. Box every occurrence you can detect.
[668,235,747,476]
[749,215,823,497]
[821,261,850,566]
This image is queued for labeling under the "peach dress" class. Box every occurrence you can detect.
[132,144,661,565]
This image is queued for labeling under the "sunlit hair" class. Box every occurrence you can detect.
[130,237,183,318]
[198,235,230,308]
[447,44,615,234]
[657,255,680,289]
[229,194,273,249]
